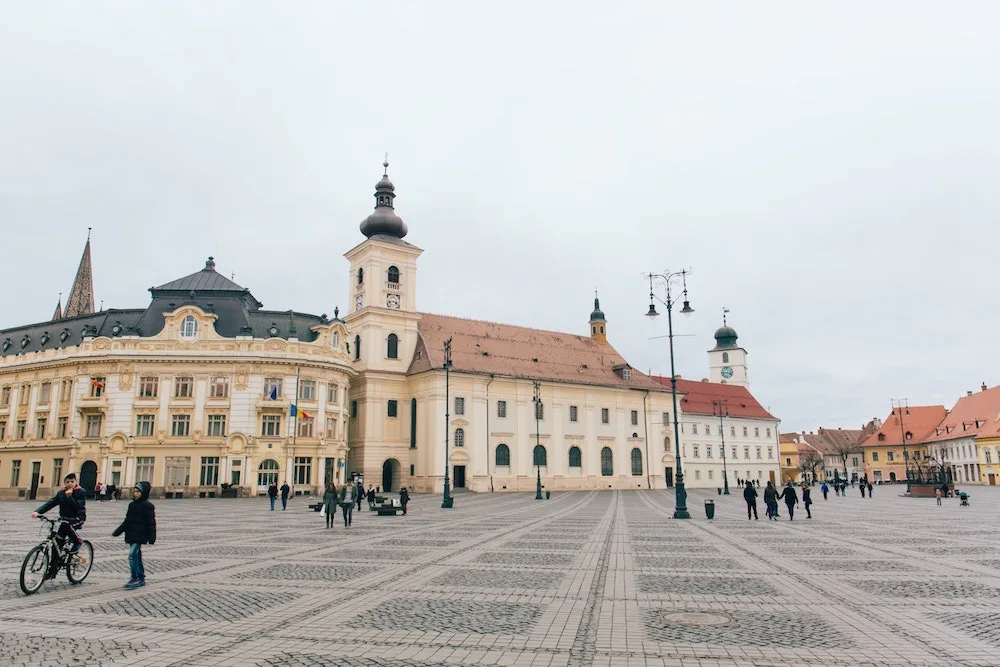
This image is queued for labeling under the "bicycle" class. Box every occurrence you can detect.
[19,516,94,595]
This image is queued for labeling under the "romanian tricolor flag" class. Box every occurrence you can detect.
[290,404,310,420]
[92,379,105,390]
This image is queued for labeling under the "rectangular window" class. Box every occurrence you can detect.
[171,414,191,437]
[455,397,465,415]
[16,420,27,439]
[754,427,760,437]
[497,400,507,418]
[326,417,337,439]
[717,425,723,436]
[207,414,227,437]
[0,419,7,440]
[692,424,698,434]
[60,379,72,402]
[209,377,229,399]
[261,415,282,437]
[36,417,47,439]
[139,376,159,398]
[351,401,358,419]
[135,457,155,483]
[327,383,338,403]
[387,400,398,418]
[872,452,879,462]
[887,451,895,461]
[744,446,750,459]
[263,377,283,399]
[90,377,104,398]
[164,456,191,487]
[631,410,639,426]
[293,457,312,485]
[693,445,700,458]
[174,376,193,398]
[298,379,316,401]
[0,386,10,406]
[756,447,762,459]
[297,417,314,437]
[601,408,610,424]
[786,457,792,466]
[662,411,670,426]
[767,446,773,459]
[729,426,735,437]
[57,417,68,438]
[706,445,713,459]
[199,456,220,486]
[39,382,51,404]
[852,456,859,467]
[570,405,578,422]
[743,427,748,437]
[705,424,711,435]
[20,384,30,404]
[11,460,21,486]
[136,414,156,437]
[695,469,701,480]
[731,446,738,459]
[766,428,772,438]
[52,458,63,482]
[708,469,714,480]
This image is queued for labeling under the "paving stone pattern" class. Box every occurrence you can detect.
[0,487,999,666]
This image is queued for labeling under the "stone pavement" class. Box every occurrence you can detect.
[1,486,999,666]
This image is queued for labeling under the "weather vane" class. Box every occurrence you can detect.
[722,307,730,325]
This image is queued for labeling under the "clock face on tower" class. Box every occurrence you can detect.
[386,294,400,309]
[721,366,734,379]
[355,294,364,310]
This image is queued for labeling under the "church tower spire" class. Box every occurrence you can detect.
[64,228,95,318]
[589,290,607,344]
[359,157,408,239]
[52,293,63,321]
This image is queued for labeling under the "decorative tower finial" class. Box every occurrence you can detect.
[52,293,63,321]
[384,153,389,175]
[723,307,729,326]
[359,158,408,239]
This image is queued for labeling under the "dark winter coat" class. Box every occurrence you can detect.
[763,485,778,503]
[280,483,290,499]
[743,484,758,502]
[112,482,157,545]
[267,484,278,498]
[802,488,812,505]
[778,485,799,505]
[399,488,410,505]
[36,487,87,521]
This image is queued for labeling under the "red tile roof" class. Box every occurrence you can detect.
[861,406,948,447]
[650,376,777,420]
[926,385,1000,442]
[408,312,668,391]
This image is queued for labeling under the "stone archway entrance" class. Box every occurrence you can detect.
[382,459,401,493]
[80,460,98,495]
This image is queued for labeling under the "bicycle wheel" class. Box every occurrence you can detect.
[19,545,50,595]
[66,540,94,584]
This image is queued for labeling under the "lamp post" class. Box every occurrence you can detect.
[645,269,694,519]
[713,399,730,495]
[891,398,911,493]
[442,337,454,508]
[533,381,544,500]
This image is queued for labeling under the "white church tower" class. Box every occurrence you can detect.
[707,309,749,387]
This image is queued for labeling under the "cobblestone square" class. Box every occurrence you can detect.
[1,487,999,666]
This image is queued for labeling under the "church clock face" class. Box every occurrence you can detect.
[386,294,400,309]
[355,294,364,310]
[721,366,734,379]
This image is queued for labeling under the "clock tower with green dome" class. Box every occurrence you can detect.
[708,309,749,387]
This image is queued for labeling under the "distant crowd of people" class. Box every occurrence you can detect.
[739,475,878,521]
[266,479,411,528]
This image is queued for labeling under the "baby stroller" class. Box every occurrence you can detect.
[959,491,970,507]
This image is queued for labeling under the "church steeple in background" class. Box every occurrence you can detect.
[62,228,95,319]
[52,293,63,321]
[589,290,608,343]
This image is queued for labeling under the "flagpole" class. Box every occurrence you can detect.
[292,367,299,489]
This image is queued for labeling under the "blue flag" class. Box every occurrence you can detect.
[290,404,297,417]
[268,386,277,400]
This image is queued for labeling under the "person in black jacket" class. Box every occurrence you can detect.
[778,482,799,520]
[32,473,87,552]
[763,481,779,520]
[267,483,278,510]
[743,481,758,520]
[280,481,291,510]
[112,481,156,589]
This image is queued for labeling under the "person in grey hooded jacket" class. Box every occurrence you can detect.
[112,481,156,589]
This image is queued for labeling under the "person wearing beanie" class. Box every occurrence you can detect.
[112,481,156,589]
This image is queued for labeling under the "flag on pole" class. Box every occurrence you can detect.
[268,385,278,400]
[290,404,310,420]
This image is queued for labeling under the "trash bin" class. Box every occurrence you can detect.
[717,488,722,495]
[545,491,551,499]
[705,499,715,520]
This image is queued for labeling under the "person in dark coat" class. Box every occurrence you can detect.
[763,481,779,520]
[355,481,364,511]
[801,484,813,518]
[267,482,278,510]
[778,482,799,520]
[399,487,410,515]
[280,481,290,510]
[112,481,156,589]
[743,481,758,520]
[366,485,377,510]
[33,473,87,552]
[322,483,339,529]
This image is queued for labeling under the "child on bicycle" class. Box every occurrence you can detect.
[112,481,156,589]
[31,472,87,553]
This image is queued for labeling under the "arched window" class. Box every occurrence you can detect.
[354,335,361,361]
[257,459,279,486]
[180,316,198,339]
[357,268,364,284]
[331,331,340,349]
[533,445,547,466]
[454,427,465,448]
[631,448,643,476]
[600,326,604,334]
[496,443,510,466]
[722,352,729,363]
[387,334,398,359]
[601,447,614,476]
[387,265,400,284]
[568,446,582,468]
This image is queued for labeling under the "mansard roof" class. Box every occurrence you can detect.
[652,376,777,420]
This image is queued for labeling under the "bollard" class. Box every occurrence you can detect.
[545,491,551,500]
[705,499,715,520]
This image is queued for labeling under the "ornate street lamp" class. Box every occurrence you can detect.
[713,399,730,495]
[645,269,694,519]
[442,337,454,508]
[532,381,544,499]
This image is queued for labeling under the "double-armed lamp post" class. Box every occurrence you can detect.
[645,270,694,519]
[713,399,730,495]
[441,337,454,509]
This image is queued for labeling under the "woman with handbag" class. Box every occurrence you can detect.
[339,482,356,528]
[322,483,338,529]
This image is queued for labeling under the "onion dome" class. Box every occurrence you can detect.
[590,296,606,322]
[713,325,739,348]
[359,159,408,239]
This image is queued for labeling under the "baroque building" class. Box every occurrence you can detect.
[0,248,353,500]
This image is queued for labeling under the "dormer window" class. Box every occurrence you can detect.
[59,329,70,343]
[180,316,198,339]
[622,368,632,381]
[905,431,913,440]
[387,265,400,284]
[877,433,885,441]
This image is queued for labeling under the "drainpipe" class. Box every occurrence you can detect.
[642,390,652,489]
[486,374,495,492]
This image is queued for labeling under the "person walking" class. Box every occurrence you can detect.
[867,481,873,497]
[860,483,866,498]
[366,485,376,510]
[355,480,364,511]
[95,481,104,501]
[743,480,759,520]
[111,481,156,589]
[935,487,943,506]
[339,482,356,527]
[801,484,813,519]
[763,481,779,520]
[267,482,278,510]
[322,483,339,529]
[280,481,290,510]
[820,481,829,500]
[399,487,410,515]
[778,481,799,520]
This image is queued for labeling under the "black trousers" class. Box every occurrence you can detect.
[745,500,758,520]
[785,502,795,520]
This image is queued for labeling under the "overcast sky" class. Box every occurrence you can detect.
[2,2,998,433]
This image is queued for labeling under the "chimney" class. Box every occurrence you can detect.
[983,382,988,392]
[967,390,973,397]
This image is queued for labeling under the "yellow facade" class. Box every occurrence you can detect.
[977,438,1000,486]
[779,440,799,483]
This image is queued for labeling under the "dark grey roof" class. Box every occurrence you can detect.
[1,310,145,357]
[154,257,248,293]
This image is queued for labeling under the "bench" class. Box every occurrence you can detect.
[308,503,323,512]
[376,504,404,516]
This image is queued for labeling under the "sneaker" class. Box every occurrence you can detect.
[123,579,139,589]
[134,580,146,588]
